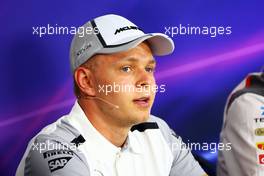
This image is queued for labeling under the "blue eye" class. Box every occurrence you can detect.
[121,66,132,72]
[145,67,155,73]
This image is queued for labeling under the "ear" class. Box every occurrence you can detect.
[74,67,96,96]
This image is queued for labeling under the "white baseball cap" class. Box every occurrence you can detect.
[70,14,174,73]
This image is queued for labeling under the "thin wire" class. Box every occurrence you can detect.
[80,95,119,109]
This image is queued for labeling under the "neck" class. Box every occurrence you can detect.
[78,99,129,147]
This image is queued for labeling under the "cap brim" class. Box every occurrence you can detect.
[98,33,175,56]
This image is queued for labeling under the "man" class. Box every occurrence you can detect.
[16,14,207,176]
[217,72,264,176]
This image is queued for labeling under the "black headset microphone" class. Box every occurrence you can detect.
[81,95,120,109]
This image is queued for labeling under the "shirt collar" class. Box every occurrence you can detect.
[126,131,142,154]
[67,101,142,155]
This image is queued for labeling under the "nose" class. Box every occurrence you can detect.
[135,71,154,88]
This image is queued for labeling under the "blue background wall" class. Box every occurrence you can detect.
[1,0,264,175]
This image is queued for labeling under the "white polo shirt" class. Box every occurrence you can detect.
[67,102,173,176]
[16,101,206,176]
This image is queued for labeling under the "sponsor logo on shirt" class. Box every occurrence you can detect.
[256,142,264,150]
[254,107,264,123]
[71,135,86,147]
[259,154,264,164]
[254,118,264,123]
[48,157,72,172]
[43,150,73,159]
[255,128,264,136]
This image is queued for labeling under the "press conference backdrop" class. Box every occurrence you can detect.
[0,0,264,175]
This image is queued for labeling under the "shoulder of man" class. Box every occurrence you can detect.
[148,115,179,141]
[218,73,264,176]
[19,118,90,176]
[226,72,264,114]
[147,115,207,176]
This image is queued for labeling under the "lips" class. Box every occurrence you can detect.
[133,96,150,108]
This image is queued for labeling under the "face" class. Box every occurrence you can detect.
[90,42,156,127]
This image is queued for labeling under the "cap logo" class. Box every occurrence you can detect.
[76,43,92,56]
[114,26,141,35]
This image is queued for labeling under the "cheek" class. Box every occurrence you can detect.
[93,70,118,88]
[98,68,134,84]
[119,77,135,85]
[109,74,136,88]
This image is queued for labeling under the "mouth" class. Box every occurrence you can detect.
[133,96,151,108]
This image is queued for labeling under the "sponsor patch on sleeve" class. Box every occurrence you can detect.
[48,157,72,172]
[259,154,264,165]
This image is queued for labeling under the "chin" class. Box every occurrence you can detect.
[131,112,150,125]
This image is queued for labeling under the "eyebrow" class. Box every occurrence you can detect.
[113,57,156,65]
